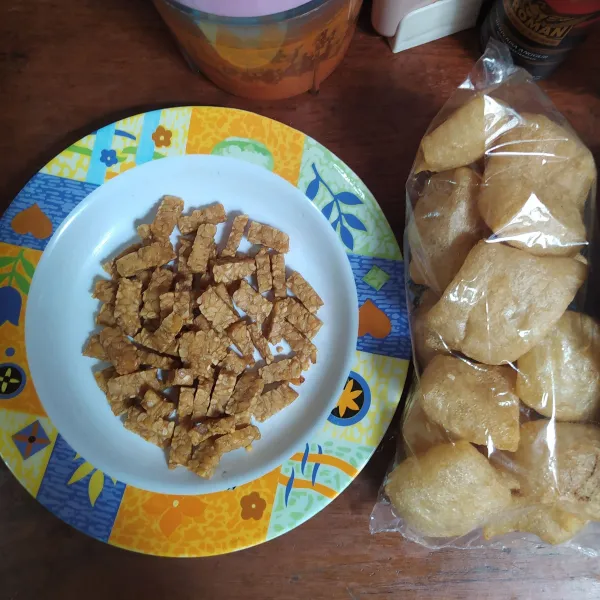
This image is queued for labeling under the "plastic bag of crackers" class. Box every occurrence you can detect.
[370,41,600,554]
[84,197,323,479]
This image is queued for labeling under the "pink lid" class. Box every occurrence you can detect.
[175,0,316,18]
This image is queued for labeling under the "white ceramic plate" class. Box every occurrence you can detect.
[26,155,358,495]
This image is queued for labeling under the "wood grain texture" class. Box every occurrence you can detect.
[2,1,600,598]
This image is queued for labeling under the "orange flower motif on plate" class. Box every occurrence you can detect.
[240,491,266,520]
[152,125,172,148]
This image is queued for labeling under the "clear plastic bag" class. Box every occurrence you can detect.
[370,41,600,555]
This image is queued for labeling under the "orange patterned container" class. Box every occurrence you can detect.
[153,0,363,99]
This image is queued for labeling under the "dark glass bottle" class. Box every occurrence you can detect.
[481,0,600,78]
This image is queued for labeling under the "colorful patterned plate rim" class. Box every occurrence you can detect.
[0,106,410,557]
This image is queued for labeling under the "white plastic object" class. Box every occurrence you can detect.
[372,0,483,53]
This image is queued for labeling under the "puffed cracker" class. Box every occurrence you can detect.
[221,214,249,258]
[140,268,174,320]
[282,298,322,339]
[178,203,227,235]
[213,257,256,284]
[253,383,299,422]
[188,223,217,274]
[208,370,238,417]
[259,358,302,384]
[199,286,239,331]
[247,221,289,253]
[114,278,142,336]
[271,253,286,299]
[255,248,272,293]
[150,195,184,243]
[248,322,273,364]
[99,327,140,375]
[287,271,323,313]
[116,243,175,277]
[232,280,272,324]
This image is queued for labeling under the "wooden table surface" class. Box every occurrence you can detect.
[2,1,600,599]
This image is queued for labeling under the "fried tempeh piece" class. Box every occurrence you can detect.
[221,214,249,258]
[140,268,174,320]
[169,425,193,468]
[135,312,183,354]
[167,368,196,386]
[107,368,162,400]
[114,278,142,336]
[255,248,272,293]
[227,321,255,358]
[103,243,142,278]
[125,407,174,447]
[282,298,322,340]
[247,221,289,253]
[178,203,227,236]
[188,439,222,478]
[232,280,272,324]
[287,271,323,313]
[116,243,175,277]
[198,286,239,331]
[226,371,265,416]
[96,302,116,327]
[188,223,217,274]
[178,329,229,371]
[192,314,212,332]
[137,349,178,369]
[176,237,193,275]
[213,283,235,311]
[99,327,140,375]
[137,223,153,244]
[208,370,238,417]
[92,279,117,303]
[193,378,213,420]
[178,387,195,419]
[189,416,236,446]
[271,253,286,299]
[248,322,273,364]
[83,335,107,360]
[159,291,174,320]
[280,321,318,364]
[93,366,116,394]
[265,299,288,344]
[150,195,184,243]
[213,258,256,284]
[215,425,261,454]
[253,383,299,422]
[219,350,251,375]
[259,358,302,384]
[141,389,175,419]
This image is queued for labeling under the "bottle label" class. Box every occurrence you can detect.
[502,0,589,47]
